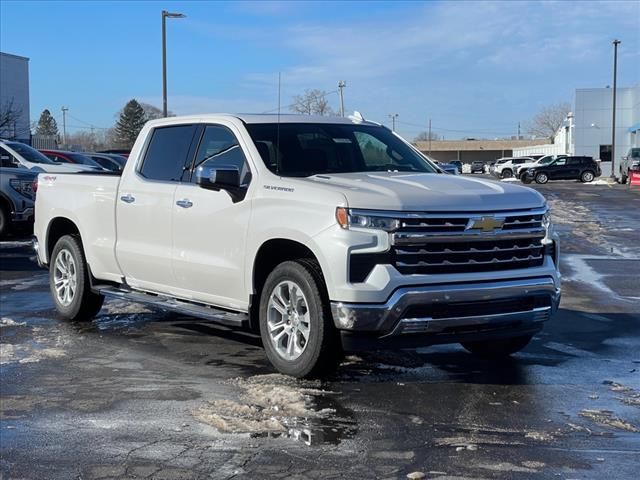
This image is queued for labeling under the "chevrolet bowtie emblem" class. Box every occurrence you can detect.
[466,216,505,232]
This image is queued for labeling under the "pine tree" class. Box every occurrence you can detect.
[36,109,59,136]
[114,99,147,148]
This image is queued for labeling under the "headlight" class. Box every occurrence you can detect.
[336,208,400,232]
[9,179,34,199]
[542,210,554,240]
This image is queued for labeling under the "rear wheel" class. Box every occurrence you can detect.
[259,259,341,378]
[580,170,595,183]
[461,334,533,358]
[50,234,104,321]
[620,169,629,184]
[535,172,548,184]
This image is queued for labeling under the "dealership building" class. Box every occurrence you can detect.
[0,52,31,143]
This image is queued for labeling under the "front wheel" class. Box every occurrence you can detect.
[259,259,341,378]
[501,169,513,179]
[461,334,533,358]
[535,172,549,184]
[50,234,104,321]
[580,170,595,183]
[0,205,10,238]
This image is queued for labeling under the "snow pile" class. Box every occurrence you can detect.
[500,178,520,182]
[194,374,333,434]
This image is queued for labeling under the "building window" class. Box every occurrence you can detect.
[599,145,612,162]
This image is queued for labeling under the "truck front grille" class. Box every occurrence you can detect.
[348,208,548,282]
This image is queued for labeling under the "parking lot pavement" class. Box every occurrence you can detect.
[1,183,639,480]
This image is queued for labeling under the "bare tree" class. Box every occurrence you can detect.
[290,89,334,116]
[0,98,23,138]
[525,102,571,142]
[140,102,174,120]
[413,131,440,142]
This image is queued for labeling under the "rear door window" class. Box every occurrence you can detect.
[140,125,198,182]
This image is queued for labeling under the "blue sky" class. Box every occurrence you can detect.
[1,0,639,140]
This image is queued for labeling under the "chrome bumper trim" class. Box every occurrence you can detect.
[330,277,560,336]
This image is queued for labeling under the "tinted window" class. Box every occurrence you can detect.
[7,142,56,164]
[567,158,581,165]
[1,146,21,168]
[193,125,250,183]
[553,158,567,166]
[140,125,197,181]
[245,123,438,177]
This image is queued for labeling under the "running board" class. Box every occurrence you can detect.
[93,285,249,328]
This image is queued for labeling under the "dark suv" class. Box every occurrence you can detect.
[523,156,601,184]
[470,161,485,173]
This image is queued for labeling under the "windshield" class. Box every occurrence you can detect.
[7,142,56,164]
[245,123,439,177]
[631,148,640,158]
[537,156,555,165]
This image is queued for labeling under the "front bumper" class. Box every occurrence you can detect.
[12,207,34,222]
[331,277,560,347]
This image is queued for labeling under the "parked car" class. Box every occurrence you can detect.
[40,149,105,171]
[0,140,92,173]
[34,114,560,378]
[450,160,462,171]
[470,161,485,174]
[86,153,126,172]
[0,166,37,237]
[515,155,564,179]
[491,157,535,179]
[98,149,130,159]
[433,160,459,175]
[617,147,640,184]
[522,156,601,184]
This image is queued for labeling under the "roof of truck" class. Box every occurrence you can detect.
[146,113,381,127]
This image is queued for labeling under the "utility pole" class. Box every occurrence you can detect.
[518,121,521,140]
[388,113,399,131]
[162,10,186,118]
[610,39,621,179]
[61,106,68,146]
[428,118,432,154]
[337,80,346,117]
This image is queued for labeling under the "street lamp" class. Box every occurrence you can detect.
[610,39,621,179]
[337,80,346,117]
[162,10,186,118]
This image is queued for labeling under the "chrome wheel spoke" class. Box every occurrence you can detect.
[53,248,77,306]
[267,280,311,361]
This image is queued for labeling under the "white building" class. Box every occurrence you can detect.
[574,84,640,176]
[0,52,31,142]
[512,113,574,158]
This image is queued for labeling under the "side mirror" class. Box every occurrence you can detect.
[195,164,246,202]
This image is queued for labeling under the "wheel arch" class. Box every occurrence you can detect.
[250,238,326,330]
[45,216,81,265]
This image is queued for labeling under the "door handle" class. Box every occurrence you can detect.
[120,194,135,204]
[176,199,193,209]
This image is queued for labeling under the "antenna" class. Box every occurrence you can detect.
[276,72,282,175]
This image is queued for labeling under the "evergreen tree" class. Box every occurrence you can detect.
[114,99,147,148]
[36,109,59,136]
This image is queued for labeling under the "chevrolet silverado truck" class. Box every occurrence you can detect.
[33,114,561,377]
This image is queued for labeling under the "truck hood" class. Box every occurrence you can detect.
[300,172,546,211]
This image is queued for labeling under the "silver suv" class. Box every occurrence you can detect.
[618,148,640,184]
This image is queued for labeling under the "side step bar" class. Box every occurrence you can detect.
[93,285,249,328]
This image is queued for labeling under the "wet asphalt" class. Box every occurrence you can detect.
[1,178,639,480]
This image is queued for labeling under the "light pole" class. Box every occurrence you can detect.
[162,10,186,118]
[61,106,68,146]
[610,39,621,179]
[337,80,346,117]
[388,113,399,131]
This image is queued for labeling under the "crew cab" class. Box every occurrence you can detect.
[33,114,561,377]
[522,155,601,184]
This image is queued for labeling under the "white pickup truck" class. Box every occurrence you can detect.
[34,114,561,377]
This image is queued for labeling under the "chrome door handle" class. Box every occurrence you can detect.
[120,194,135,204]
[176,199,193,209]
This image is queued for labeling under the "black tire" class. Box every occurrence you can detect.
[535,172,549,184]
[461,334,533,358]
[522,177,532,184]
[501,169,513,179]
[621,170,629,185]
[0,204,10,238]
[580,170,595,183]
[49,234,104,321]
[258,259,341,378]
